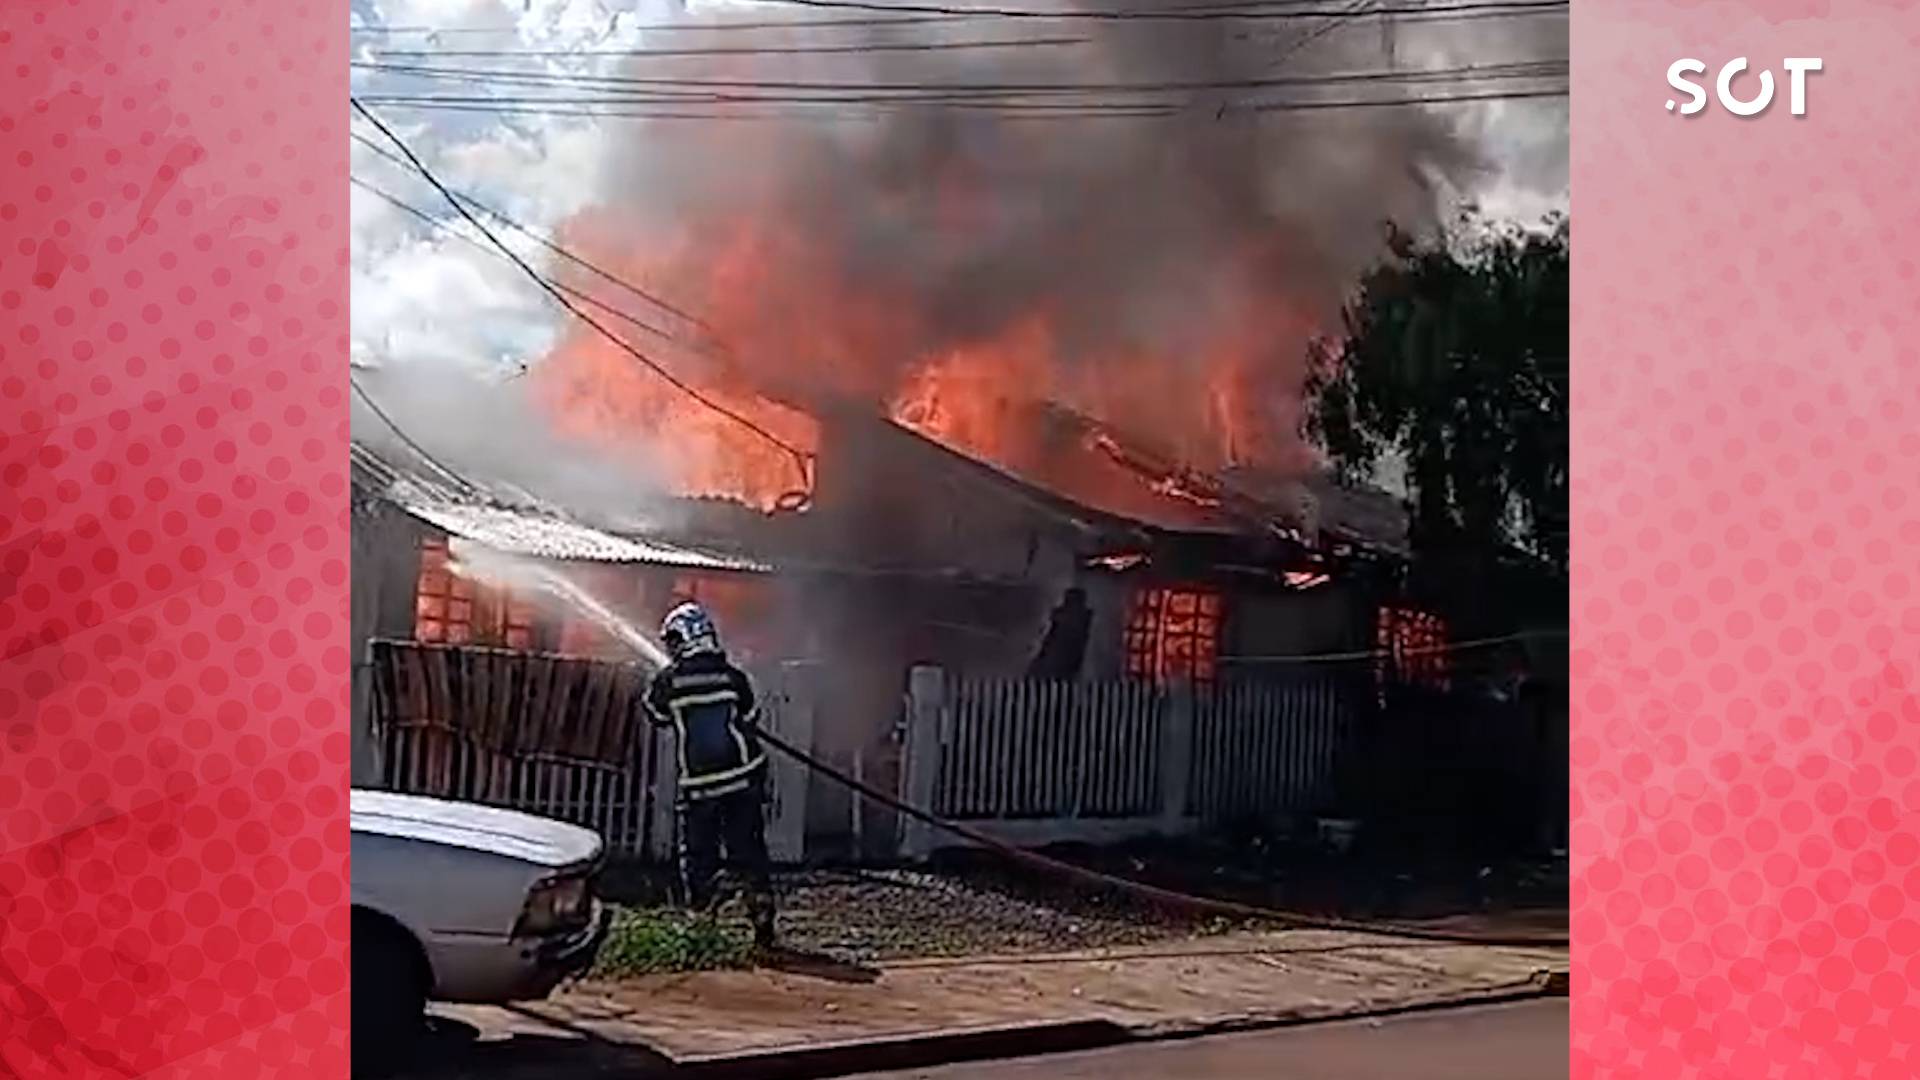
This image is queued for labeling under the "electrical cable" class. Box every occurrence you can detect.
[720,0,1567,21]
[369,37,1096,59]
[354,85,1566,122]
[350,373,486,496]
[350,174,689,350]
[350,101,813,495]
[349,0,1564,34]
[349,131,714,335]
[350,57,1568,97]
[1220,627,1566,665]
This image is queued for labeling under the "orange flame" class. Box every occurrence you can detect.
[531,212,1321,515]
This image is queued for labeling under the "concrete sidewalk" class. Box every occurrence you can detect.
[428,928,1567,1077]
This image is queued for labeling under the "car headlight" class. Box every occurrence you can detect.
[514,874,593,937]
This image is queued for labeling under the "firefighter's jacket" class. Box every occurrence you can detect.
[644,652,766,801]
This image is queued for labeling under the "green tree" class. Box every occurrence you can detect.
[1308,212,1568,631]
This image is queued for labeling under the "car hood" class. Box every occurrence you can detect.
[351,789,603,870]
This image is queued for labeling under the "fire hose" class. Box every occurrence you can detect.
[744,723,1570,951]
[490,570,1569,951]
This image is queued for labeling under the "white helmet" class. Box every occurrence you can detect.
[660,601,721,659]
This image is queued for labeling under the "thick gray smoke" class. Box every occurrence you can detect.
[557,4,1568,472]
[349,358,687,531]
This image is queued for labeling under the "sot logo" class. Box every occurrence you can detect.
[1667,57,1823,116]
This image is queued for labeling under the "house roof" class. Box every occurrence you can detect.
[825,407,1155,544]
[854,402,1408,556]
[349,440,767,573]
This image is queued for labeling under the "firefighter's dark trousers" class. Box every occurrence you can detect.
[678,777,774,940]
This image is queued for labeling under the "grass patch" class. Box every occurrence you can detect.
[590,907,753,978]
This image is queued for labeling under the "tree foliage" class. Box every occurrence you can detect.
[1308,212,1568,585]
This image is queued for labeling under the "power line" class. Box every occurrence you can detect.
[1266,0,1374,64]
[350,174,692,352]
[359,0,1560,60]
[350,373,484,495]
[1244,84,1565,110]
[352,16,1015,35]
[353,84,1566,122]
[349,0,1559,36]
[368,37,1095,59]
[350,57,1566,98]
[358,101,1176,122]
[350,98,815,493]
[349,130,715,336]
[714,0,1566,21]
[1220,627,1566,665]
[348,0,1564,35]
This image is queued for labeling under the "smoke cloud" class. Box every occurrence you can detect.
[350,357,687,531]
[541,4,1568,484]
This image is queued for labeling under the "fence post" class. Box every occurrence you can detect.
[765,661,814,864]
[1158,681,1194,830]
[648,726,679,863]
[899,665,947,861]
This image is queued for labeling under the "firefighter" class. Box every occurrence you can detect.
[644,601,777,949]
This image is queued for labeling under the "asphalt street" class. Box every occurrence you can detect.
[852,999,1570,1080]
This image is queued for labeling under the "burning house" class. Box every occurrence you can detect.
[349,385,1419,854]
[345,0,1566,854]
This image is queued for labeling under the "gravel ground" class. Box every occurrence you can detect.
[766,867,1231,960]
[599,842,1567,967]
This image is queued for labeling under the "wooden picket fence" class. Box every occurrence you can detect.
[1188,676,1350,823]
[933,678,1162,820]
[366,640,815,862]
[901,667,1357,856]
[367,639,672,857]
[367,639,1354,863]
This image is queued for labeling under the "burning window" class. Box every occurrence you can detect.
[1124,586,1221,684]
[1376,606,1449,689]
[414,539,537,650]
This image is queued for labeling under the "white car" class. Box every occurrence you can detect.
[350,790,611,1070]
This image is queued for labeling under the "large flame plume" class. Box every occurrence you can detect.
[528,8,1552,512]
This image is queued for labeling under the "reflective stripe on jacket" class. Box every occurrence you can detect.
[644,654,766,800]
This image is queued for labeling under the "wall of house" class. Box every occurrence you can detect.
[348,503,431,786]
[1071,570,1377,686]
[1224,580,1371,670]
[1078,571,1133,680]
[777,415,1102,855]
[807,414,1085,588]
[783,572,1054,858]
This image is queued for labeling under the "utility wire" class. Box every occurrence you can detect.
[1242,85,1565,111]
[353,16,1023,34]
[1265,0,1374,64]
[369,37,1095,59]
[349,130,715,336]
[1220,627,1567,665]
[350,373,484,496]
[357,102,1178,121]
[350,98,814,493]
[349,0,1562,33]
[360,0,1562,58]
[715,0,1566,21]
[350,175,691,351]
[355,84,1567,122]
[350,57,1567,97]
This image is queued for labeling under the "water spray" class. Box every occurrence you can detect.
[444,538,672,670]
